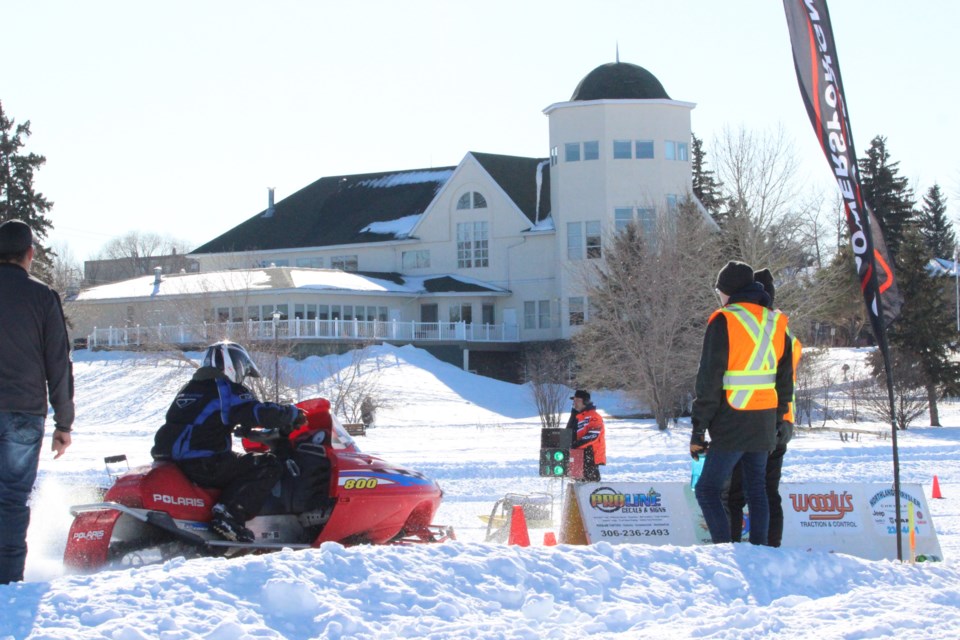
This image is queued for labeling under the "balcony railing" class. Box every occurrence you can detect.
[87,318,520,348]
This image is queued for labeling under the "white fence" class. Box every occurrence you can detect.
[87,318,520,348]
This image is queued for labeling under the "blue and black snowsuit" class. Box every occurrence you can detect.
[152,366,299,521]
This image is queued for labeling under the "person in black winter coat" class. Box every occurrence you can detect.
[725,268,796,546]
[152,341,304,542]
[0,220,74,584]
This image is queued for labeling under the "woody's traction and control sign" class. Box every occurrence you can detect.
[559,482,942,562]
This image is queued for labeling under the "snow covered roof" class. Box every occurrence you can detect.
[191,168,456,254]
[74,267,511,302]
[189,153,552,256]
[928,257,959,277]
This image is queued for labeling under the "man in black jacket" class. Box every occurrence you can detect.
[690,261,793,545]
[0,219,74,584]
[152,341,304,542]
[726,269,798,546]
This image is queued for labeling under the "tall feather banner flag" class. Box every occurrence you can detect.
[783,0,906,560]
[782,0,902,329]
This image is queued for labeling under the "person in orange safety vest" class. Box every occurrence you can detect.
[565,389,606,482]
[689,261,793,546]
[725,268,801,547]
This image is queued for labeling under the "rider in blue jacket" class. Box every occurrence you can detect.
[152,341,303,542]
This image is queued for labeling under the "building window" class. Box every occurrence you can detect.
[457,222,489,268]
[449,303,472,325]
[457,191,487,210]
[666,194,679,212]
[295,257,323,268]
[524,301,536,330]
[569,297,585,326]
[567,222,584,260]
[586,221,602,259]
[568,221,601,259]
[636,140,654,159]
[482,303,495,325]
[665,141,689,161]
[583,141,599,160]
[294,304,320,320]
[538,300,552,329]
[638,207,656,236]
[402,250,431,270]
[331,255,358,271]
[613,140,632,159]
[524,300,551,329]
[564,142,581,162]
[550,146,558,166]
[614,206,633,233]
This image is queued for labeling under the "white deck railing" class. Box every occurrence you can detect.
[86,318,520,348]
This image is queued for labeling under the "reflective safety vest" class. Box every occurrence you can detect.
[783,334,802,423]
[709,302,788,411]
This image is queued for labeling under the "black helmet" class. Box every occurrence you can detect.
[202,341,262,384]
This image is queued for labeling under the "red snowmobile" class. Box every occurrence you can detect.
[64,398,453,572]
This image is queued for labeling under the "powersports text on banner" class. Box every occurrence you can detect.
[782,0,903,333]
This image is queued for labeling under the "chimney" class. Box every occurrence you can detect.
[264,187,276,218]
[153,266,162,285]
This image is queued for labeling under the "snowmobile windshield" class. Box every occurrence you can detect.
[329,414,358,451]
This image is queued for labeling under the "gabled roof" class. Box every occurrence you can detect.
[191,167,456,254]
[191,152,553,255]
[470,152,551,226]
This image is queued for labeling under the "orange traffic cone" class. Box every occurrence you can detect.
[932,475,944,499]
[507,505,530,547]
[543,531,557,546]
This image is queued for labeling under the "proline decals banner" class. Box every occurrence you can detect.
[782,0,903,330]
[563,482,942,562]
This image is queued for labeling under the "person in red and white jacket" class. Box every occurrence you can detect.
[565,390,606,481]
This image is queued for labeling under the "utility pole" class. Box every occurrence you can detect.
[272,310,281,402]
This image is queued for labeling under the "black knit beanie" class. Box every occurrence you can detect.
[715,261,754,296]
[754,268,775,307]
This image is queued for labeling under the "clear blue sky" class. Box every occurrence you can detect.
[5,0,957,262]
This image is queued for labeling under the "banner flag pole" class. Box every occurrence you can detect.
[782,0,905,560]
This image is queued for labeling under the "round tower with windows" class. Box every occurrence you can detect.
[543,61,695,336]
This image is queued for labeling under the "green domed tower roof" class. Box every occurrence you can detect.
[571,62,670,101]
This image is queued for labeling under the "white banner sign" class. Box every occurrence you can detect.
[561,481,942,562]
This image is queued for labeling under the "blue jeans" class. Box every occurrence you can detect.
[0,412,45,584]
[694,449,769,545]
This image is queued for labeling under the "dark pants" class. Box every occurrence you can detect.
[694,449,769,545]
[0,412,45,584]
[179,452,282,521]
[727,444,787,546]
[580,447,602,482]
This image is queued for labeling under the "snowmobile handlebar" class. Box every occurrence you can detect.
[234,425,286,444]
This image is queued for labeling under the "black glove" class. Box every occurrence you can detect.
[776,420,793,446]
[293,408,308,428]
[690,432,708,460]
[277,408,306,437]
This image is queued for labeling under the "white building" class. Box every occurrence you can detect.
[72,61,701,377]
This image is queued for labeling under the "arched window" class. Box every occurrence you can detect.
[457,191,487,210]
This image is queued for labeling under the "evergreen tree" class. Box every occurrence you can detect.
[886,227,960,426]
[858,136,915,258]
[574,200,722,429]
[918,183,955,259]
[691,133,723,216]
[0,101,54,278]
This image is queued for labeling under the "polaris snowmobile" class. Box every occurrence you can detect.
[63,398,453,572]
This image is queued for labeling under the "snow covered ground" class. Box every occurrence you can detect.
[3,345,960,639]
